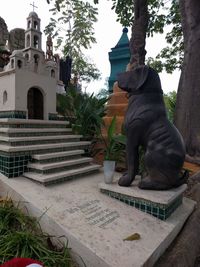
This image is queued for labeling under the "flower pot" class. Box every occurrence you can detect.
[103,160,116,184]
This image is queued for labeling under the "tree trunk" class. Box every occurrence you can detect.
[129,0,148,70]
[174,0,200,159]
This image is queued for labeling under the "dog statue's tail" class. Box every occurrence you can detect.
[176,169,189,187]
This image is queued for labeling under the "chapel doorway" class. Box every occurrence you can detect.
[27,87,44,119]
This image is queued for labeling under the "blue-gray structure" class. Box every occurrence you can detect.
[108,28,130,92]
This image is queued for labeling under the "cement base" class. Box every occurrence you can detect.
[0,171,196,267]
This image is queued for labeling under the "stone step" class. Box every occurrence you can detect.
[0,134,82,144]
[0,127,72,135]
[32,149,84,161]
[0,141,91,153]
[28,157,93,171]
[23,164,101,185]
[0,118,69,128]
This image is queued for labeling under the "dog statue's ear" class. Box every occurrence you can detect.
[117,65,149,92]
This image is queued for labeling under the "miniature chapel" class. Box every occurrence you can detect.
[0,11,59,120]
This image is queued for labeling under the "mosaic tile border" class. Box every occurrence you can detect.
[0,143,90,178]
[0,110,26,119]
[0,137,80,147]
[48,113,66,121]
[0,144,90,157]
[0,154,31,178]
[3,132,71,137]
[100,189,183,220]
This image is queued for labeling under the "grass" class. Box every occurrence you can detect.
[0,198,73,267]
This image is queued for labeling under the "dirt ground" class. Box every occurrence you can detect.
[155,162,200,267]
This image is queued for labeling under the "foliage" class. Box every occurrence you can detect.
[102,116,126,161]
[96,88,110,99]
[57,88,108,138]
[94,0,183,73]
[45,0,100,85]
[0,199,72,267]
[164,90,177,123]
[96,78,110,99]
[47,0,183,75]
[148,0,183,73]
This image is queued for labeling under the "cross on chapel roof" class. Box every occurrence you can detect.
[30,1,38,12]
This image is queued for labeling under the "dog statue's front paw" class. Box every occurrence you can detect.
[118,173,133,187]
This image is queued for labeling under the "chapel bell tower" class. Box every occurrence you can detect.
[24,11,44,62]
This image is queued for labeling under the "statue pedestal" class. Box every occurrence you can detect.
[99,176,188,220]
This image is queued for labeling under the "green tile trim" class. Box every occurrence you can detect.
[4,132,72,137]
[0,124,67,129]
[0,144,90,157]
[100,188,183,220]
[0,138,80,147]
[48,113,67,121]
[0,153,31,178]
[0,110,26,119]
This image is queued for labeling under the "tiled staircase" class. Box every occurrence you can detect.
[0,118,101,185]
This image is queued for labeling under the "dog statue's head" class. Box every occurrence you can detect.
[117,65,163,95]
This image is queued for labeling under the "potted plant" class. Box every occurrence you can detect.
[102,116,126,184]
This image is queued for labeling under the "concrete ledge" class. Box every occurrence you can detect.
[0,172,196,267]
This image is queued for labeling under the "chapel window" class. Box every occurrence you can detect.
[34,21,38,30]
[28,20,31,29]
[17,60,22,69]
[11,59,14,68]
[25,53,29,62]
[33,35,39,49]
[3,91,7,104]
[51,69,55,78]
[26,34,30,47]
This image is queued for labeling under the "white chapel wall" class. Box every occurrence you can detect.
[0,73,16,111]
[15,70,57,119]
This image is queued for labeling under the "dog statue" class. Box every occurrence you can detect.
[117,65,187,190]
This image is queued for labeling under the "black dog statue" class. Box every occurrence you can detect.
[117,65,187,190]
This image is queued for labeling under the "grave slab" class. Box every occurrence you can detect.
[0,171,196,267]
